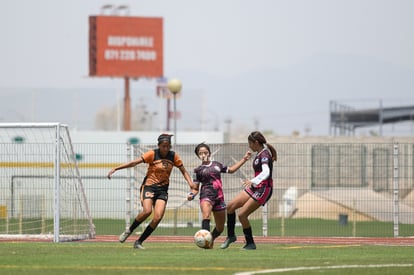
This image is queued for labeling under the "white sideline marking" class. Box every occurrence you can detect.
[234,264,414,275]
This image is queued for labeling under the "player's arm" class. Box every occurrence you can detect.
[244,163,270,187]
[187,171,200,201]
[190,174,200,195]
[107,157,144,179]
[227,151,252,173]
[178,165,198,190]
[187,187,199,201]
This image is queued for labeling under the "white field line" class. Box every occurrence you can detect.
[234,263,414,275]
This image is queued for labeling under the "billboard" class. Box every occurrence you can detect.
[89,16,163,78]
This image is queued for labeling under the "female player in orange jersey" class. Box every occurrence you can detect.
[108,133,197,249]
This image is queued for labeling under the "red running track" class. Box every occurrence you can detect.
[88,235,414,246]
[2,235,413,245]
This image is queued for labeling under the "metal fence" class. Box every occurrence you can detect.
[79,142,414,237]
[1,141,414,238]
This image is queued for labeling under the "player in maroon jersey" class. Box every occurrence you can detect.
[220,131,277,250]
[188,143,251,248]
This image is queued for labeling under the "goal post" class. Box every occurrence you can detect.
[0,123,95,242]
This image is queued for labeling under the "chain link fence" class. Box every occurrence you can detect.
[79,141,414,237]
[1,141,414,238]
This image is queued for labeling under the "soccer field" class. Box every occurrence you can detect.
[1,240,413,274]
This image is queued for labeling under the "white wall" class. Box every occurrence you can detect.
[70,130,224,144]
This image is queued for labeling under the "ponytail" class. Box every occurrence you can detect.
[266,143,277,162]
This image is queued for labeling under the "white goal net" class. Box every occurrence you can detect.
[0,123,95,242]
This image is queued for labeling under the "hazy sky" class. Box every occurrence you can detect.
[1,0,414,135]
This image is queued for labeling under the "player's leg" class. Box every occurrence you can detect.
[209,209,225,248]
[213,209,225,235]
[200,199,213,231]
[220,191,250,249]
[238,198,260,250]
[134,198,166,249]
[119,189,154,243]
[210,195,226,237]
[211,188,226,235]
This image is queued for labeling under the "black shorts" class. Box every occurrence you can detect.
[141,184,169,202]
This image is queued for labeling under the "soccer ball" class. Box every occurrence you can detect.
[194,229,212,249]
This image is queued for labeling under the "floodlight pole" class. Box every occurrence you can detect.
[173,93,178,144]
[123,77,131,131]
[166,98,171,131]
[167,80,182,145]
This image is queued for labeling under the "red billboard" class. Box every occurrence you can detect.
[89,16,163,78]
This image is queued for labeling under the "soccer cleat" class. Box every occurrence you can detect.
[133,240,145,249]
[119,229,132,243]
[242,243,256,250]
[220,236,237,249]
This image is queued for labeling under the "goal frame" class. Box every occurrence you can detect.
[0,122,95,242]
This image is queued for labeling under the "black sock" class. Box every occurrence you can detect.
[202,219,210,231]
[243,227,254,244]
[129,219,141,232]
[227,212,236,237]
[211,227,221,239]
[137,225,155,243]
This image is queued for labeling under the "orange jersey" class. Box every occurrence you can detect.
[141,149,183,186]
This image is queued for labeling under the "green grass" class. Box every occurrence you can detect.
[89,218,414,237]
[0,242,413,274]
[2,217,414,237]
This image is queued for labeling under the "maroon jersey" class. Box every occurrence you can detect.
[252,148,273,187]
[193,161,228,211]
[246,148,274,205]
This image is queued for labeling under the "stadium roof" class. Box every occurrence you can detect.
[330,105,414,128]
